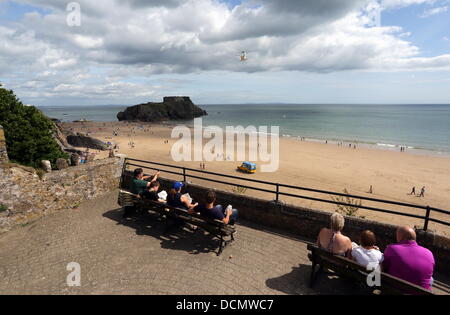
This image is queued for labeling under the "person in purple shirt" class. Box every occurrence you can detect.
[382,226,435,291]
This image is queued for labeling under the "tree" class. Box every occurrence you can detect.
[0,84,68,168]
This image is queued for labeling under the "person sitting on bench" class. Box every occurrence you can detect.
[351,230,383,268]
[316,212,352,257]
[130,168,160,195]
[196,190,238,225]
[123,168,160,218]
[382,226,435,291]
[167,182,198,210]
[141,181,166,203]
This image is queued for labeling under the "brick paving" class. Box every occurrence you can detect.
[0,190,447,295]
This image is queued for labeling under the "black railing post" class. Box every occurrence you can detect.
[424,206,431,231]
[183,167,186,183]
[276,184,279,202]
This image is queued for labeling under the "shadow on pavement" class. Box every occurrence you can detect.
[103,207,223,256]
[266,264,375,295]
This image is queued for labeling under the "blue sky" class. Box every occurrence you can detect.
[0,1,49,22]
[1,0,450,105]
[381,2,450,56]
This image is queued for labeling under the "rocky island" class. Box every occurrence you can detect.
[117,96,207,122]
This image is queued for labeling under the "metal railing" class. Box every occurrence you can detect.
[123,158,450,231]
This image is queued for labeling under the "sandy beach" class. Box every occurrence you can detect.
[61,121,450,237]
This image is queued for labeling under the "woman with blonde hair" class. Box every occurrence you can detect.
[316,212,352,257]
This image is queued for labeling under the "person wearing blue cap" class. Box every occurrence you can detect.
[167,181,198,211]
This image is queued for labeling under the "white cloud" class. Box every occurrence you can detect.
[419,6,448,18]
[73,35,104,49]
[382,0,436,9]
[1,0,450,104]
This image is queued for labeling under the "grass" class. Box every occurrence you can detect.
[35,168,45,180]
[0,204,8,212]
[72,201,81,209]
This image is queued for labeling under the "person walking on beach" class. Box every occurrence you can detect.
[419,186,425,198]
[410,186,416,195]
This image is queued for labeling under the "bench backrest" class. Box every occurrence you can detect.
[120,170,134,190]
[307,244,434,295]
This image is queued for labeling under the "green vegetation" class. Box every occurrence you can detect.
[0,204,8,212]
[72,201,81,209]
[35,168,45,180]
[0,84,68,168]
[332,189,363,217]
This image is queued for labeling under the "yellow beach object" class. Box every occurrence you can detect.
[237,162,256,174]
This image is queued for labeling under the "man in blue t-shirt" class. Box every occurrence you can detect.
[197,190,237,225]
[142,181,166,203]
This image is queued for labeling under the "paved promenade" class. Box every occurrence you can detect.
[0,190,448,295]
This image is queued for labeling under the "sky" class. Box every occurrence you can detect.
[0,0,450,106]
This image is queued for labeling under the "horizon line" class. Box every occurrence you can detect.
[35,103,450,107]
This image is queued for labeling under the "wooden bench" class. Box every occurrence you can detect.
[307,243,434,295]
[117,189,236,256]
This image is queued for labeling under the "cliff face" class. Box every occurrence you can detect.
[55,123,108,151]
[117,96,207,122]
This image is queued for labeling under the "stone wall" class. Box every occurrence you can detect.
[153,177,450,274]
[0,157,125,233]
[0,125,8,163]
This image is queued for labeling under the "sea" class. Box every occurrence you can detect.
[38,104,450,156]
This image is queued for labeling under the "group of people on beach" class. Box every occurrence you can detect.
[366,185,426,198]
[334,141,356,149]
[317,212,435,291]
[125,168,238,227]
[127,140,135,149]
[410,186,426,197]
